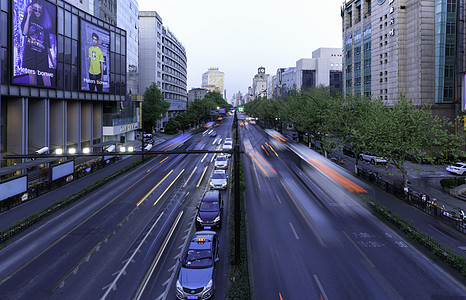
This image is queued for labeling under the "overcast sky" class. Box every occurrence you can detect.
[139,0,343,101]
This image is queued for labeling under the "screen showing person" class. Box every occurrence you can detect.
[80,20,110,93]
[12,0,57,87]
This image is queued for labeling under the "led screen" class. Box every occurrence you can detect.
[80,20,110,92]
[12,0,57,87]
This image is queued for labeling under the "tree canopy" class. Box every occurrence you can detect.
[142,83,170,132]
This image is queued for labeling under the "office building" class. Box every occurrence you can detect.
[188,88,209,103]
[1,0,127,170]
[202,68,224,95]
[139,11,187,130]
[341,0,456,118]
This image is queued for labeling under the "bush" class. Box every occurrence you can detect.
[440,177,466,189]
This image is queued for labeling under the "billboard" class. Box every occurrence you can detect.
[12,0,57,87]
[80,20,110,92]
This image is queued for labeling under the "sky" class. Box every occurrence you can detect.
[139,0,343,101]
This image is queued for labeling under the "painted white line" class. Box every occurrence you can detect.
[101,212,164,299]
[289,222,299,240]
[276,195,282,204]
[200,153,208,163]
[313,274,328,300]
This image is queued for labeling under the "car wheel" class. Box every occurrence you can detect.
[462,171,466,176]
[371,159,375,165]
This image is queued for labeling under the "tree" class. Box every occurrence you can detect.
[374,95,465,188]
[142,83,170,133]
[165,118,181,134]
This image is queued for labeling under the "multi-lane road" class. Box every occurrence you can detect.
[0,114,465,299]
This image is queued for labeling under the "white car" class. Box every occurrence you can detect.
[358,152,388,165]
[214,155,228,169]
[222,141,232,151]
[446,162,466,175]
[210,170,228,190]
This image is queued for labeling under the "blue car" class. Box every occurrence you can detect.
[176,231,219,300]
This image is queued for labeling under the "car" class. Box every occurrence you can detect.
[214,155,228,169]
[222,141,232,151]
[210,170,228,190]
[343,146,355,158]
[224,137,232,143]
[446,162,466,175]
[176,231,219,300]
[358,152,388,165]
[196,190,223,230]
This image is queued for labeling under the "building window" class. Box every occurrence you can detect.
[446,22,456,34]
[445,65,454,78]
[446,44,455,56]
[447,0,456,13]
[444,86,453,99]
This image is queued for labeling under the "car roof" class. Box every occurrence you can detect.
[216,154,227,159]
[213,170,226,174]
[202,190,220,202]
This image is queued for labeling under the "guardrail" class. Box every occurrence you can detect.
[357,167,465,234]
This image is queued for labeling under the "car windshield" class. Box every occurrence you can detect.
[224,141,232,145]
[200,201,220,212]
[212,173,226,179]
[216,156,226,161]
[452,163,464,167]
[184,249,213,268]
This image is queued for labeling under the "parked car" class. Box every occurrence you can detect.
[343,146,355,158]
[196,190,223,230]
[214,155,228,169]
[210,170,228,190]
[358,152,388,165]
[176,231,219,300]
[446,162,466,175]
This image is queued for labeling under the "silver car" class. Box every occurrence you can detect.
[214,155,228,169]
[210,170,228,190]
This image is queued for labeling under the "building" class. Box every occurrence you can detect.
[295,48,343,92]
[188,88,209,103]
[202,68,224,95]
[138,11,188,131]
[341,0,456,119]
[1,0,127,167]
[252,67,269,99]
[266,48,342,99]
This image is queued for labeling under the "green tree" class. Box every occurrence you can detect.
[165,118,181,134]
[142,83,170,133]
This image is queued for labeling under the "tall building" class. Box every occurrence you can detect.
[1,0,127,167]
[86,0,139,143]
[252,67,269,99]
[202,68,224,95]
[341,0,456,118]
[138,11,188,130]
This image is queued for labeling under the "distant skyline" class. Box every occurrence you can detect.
[140,1,343,101]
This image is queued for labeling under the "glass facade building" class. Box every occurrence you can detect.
[0,0,127,167]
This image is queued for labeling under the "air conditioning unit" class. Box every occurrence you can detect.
[35,147,49,154]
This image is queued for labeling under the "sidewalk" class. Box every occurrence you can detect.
[340,155,466,213]
[0,135,175,231]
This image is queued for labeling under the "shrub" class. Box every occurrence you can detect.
[440,177,466,189]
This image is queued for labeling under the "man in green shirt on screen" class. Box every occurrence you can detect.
[88,32,104,92]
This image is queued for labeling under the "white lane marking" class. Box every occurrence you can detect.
[276,195,282,204]
[289,222,299,240]
[313,274,328,300]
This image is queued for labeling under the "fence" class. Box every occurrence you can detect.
[357,167,466,234]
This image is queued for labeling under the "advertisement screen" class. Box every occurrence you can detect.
[80,20,110,92]
[12,0,57,87]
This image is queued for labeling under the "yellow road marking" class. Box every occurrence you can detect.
[153,169,185,206]
[137,170,173,206]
